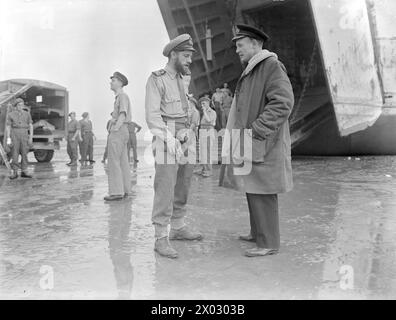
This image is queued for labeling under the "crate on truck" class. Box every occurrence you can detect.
[0,79,69,162]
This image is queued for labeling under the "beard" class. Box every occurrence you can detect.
[175,58,190,75]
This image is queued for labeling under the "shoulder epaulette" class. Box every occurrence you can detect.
[152,69,166,77]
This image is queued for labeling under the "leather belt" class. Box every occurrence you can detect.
[162,116,187,123]
[200,124,215,129]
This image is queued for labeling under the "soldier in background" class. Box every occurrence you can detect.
[221,82,232,97]
[66,111,81,166]
[6,98,33,179]
[126,121,142,166]
[104,71,132,201]
[222,92,233,128]
[79,112,95,166]
[211,87,224,130]
[194,97,216,177]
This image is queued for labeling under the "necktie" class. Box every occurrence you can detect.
[176,74,190,116]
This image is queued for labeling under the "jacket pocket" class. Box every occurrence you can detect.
[164,97,183,114]
[249,137,277,164]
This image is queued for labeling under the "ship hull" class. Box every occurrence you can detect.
[157,0,396,155]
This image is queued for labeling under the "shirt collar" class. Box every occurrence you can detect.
[164,64,178,80]
[115,88,124,98]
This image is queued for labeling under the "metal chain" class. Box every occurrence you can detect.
[290,40,318,123]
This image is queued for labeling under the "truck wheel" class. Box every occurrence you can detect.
[34,150,54,163]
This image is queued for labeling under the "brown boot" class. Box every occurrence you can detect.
[169,226,203,241]
[154,237,178,259]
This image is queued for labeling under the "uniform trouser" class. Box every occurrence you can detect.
[127,134,138,162]
[81,131,94,161]
[103,137,109,161]
[79,141,83,160]
[246,193,280,249]
[222,107,230,128]
[152,162,194,238]
[67,136,78,163]
[108,125,131,196]
[10,128,29,172]
[199,130,214,174]
[151,121,194,238]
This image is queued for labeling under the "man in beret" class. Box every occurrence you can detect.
[66,112,81,167]
[145,33,203,259]
[104,71,132,201]
[6,98,33,179]
[223,24,294,257]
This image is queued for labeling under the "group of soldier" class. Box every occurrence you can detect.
[66,107,142,169]
[66,111,95,167]
[4,23,295,260]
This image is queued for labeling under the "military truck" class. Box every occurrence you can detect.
[0,79,69,162]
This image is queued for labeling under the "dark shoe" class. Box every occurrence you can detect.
[239,234,256,242]
[169,226,203,241]
[124,192,133,198]
[21,172,32,179]
[104,195,124,201]
[90,160,95,164]
[101,159,106,164]
[9,171,18,180]
[66,162,72,166]
[69,162,77,167]
[244,247,279,257]
[154,237,178,259]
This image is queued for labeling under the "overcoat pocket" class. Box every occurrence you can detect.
[245,136,277,164]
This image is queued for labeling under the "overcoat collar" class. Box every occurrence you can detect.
[241,49,278,77]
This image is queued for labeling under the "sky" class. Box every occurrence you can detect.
[0,0,170,139]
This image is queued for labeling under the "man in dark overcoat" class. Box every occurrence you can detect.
[223,24,294,257]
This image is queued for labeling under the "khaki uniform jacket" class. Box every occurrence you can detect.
[145,65,188,141]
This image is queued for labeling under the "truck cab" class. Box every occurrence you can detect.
[0,79,69,162]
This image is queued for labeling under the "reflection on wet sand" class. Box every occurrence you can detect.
[68,166,79,179]
[108,198,134,299]
[0,143,395,299]
[318,185,396,299]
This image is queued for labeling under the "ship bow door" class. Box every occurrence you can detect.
[310,0,383,136]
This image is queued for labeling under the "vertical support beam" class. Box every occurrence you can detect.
[181,0,214,91]
[205,26,213,61]
[365,0,385,104]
